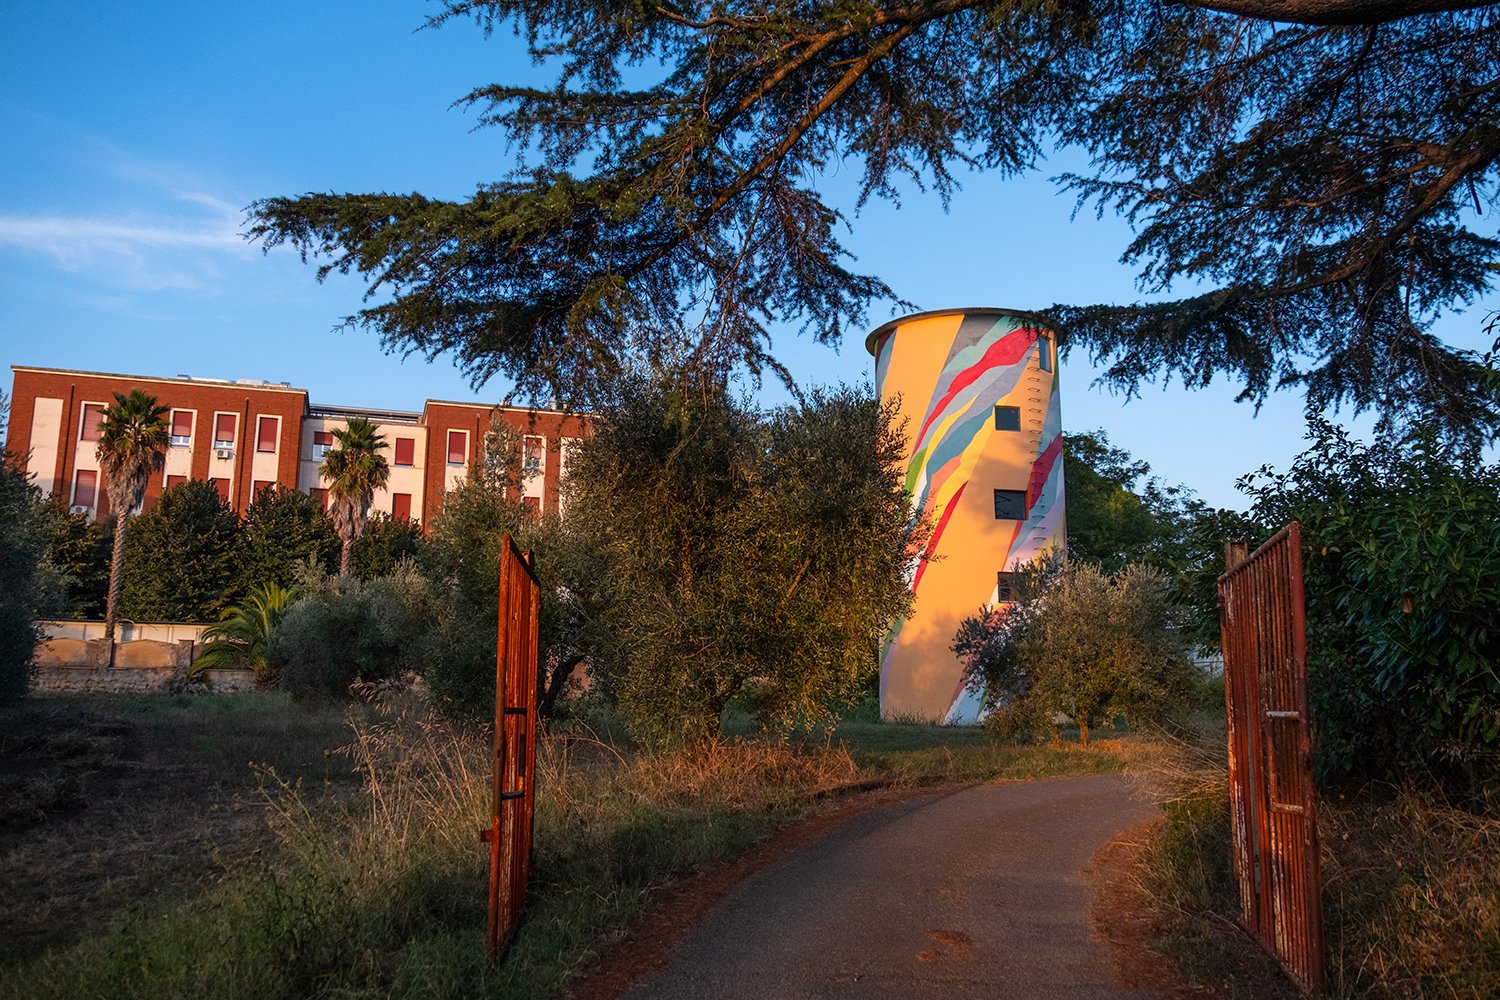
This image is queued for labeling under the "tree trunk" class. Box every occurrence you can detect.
[104,510,131,655]
[340,535,352,577]
[1078,715,1090,747]
[539,654,586,720]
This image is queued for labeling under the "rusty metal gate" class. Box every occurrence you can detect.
[480,534,540,960]
[1219,522,1325,994]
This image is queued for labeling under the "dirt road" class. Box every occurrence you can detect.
[619,774,1158,999]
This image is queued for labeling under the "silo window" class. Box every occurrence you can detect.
[1037,334,1053,372]
[993,489,1027,520]
[994,405,1021,431]
[997,572,1019,603]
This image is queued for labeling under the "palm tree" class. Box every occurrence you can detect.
[191,582,295,686]
[322,416,390,576]
[97,390,169,645]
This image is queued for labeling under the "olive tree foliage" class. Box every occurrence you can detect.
[954,558,1197,746]
[268,561,431,702]
[253,3,1500,437]
[1237,420,1500,794]
[565,371,919,747]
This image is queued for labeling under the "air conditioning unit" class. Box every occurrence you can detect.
[70,504,91,515]
[214,445,234,459]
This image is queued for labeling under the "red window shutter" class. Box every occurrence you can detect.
[311,487,328,511]
[447,430,466,465]
[172,411,193,438]
[210,478,229,502]
[214,414,236,445]
[252,480,272,498]
[166,475,186,490]
[395,437,415,466]
[73,470,97,508]
[314,431,333,446]
[523,495,541,518]
[80,404,104,442]
[391,493,412,520]
[257,417,278,453]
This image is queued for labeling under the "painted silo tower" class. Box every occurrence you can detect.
[867,308,1066,723]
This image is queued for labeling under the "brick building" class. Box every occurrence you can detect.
[5,365,591,524]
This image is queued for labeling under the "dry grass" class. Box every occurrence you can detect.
[3,690,1165,999]
[1128,720,1500,999]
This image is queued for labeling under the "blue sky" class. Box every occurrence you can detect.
[2,3,1492,509]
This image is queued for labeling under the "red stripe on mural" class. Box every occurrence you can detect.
[912,480,967,593]
[913,327,1038,452]
[1026,434,1064,507]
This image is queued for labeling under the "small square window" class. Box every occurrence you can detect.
[994,406,1021,431]
[1037,334,1053,373]
[313,430,333,459]
[391,492,412,521]
[997,572,1019,603]
[994,489,1027,520]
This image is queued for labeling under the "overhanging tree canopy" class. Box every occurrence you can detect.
[251,1,1500,437]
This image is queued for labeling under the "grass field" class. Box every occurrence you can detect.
[0,690,1152,999]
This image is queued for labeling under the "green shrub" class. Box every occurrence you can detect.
[0,450,59,701]
[120,480,243,623]
[1242,420,1500,793]
[269,564,430,701]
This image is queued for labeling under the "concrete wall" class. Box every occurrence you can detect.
[31,622,254,693]
[867,308,1067,724]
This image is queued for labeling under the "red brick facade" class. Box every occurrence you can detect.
[5,366,593,526]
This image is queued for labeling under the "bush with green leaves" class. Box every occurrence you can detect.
[120,480,243,623]
[566,372,919,747]
[955,558,1197,746]
[239,485,338,593]
[1240,420,1500,792]
[41,498,112,619]
[268,563,431,702]
[349,511,426,581]
[0,452,61,701]
[192,582,296,686]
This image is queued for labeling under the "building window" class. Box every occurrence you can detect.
[993,405,1021,431]
[523,495,541,518]
[72,470,98,510]
[165,475,187,490]
[1037,334,1053,373]
[997,572,1019,603]
[257,416,278,453]
[394,437,415,467]
[252,480,273,499]
[209,478,229,503]
[391,492,412,521]
[214,413,236,449]
[170,410,194,447]
[993,489,1027,520]
[311,487,329,511]
[447,430,468,466]
[313,430,334,459]
[80,404,105,442]
[522,435,545,477]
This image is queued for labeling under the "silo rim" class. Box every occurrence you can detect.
[863,306,1056,357]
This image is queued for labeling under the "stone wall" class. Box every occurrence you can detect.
[31,629,256,694]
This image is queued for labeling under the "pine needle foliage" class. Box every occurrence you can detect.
[252,3,1500,439]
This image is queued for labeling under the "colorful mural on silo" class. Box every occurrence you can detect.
[866,308,1066,724]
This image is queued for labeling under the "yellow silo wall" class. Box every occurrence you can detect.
[867,309,1066,723]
